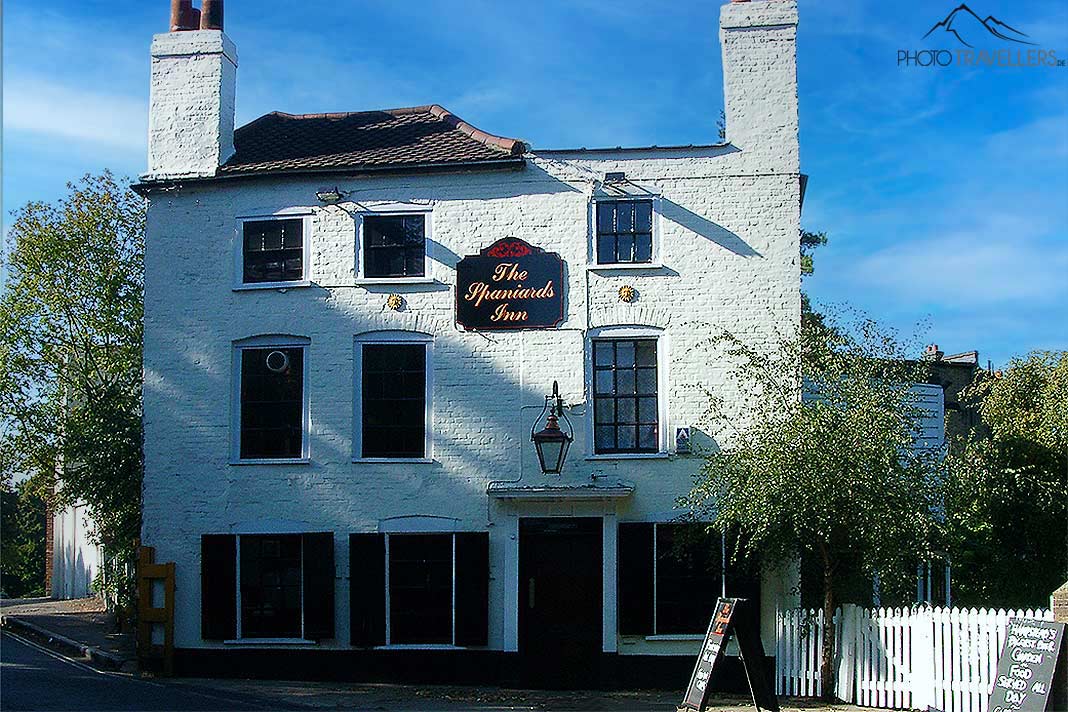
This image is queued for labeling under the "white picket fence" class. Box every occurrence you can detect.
[775,605,1053,712]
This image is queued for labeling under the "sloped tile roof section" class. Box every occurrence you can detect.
[219,105,527,176]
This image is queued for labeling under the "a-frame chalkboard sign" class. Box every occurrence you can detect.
[987,617,1065,712]
[680,598,778,712]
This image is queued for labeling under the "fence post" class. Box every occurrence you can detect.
[911,606,935,711]
[837,604,856,703]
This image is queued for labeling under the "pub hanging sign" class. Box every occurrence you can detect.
[455,238,564,331]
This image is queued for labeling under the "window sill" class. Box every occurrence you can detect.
[230,458,311,466]
[587,263,663,272]
[354,277,438,286]
[644,634,705,641]
[352,457,434,464]
[374,644,464,650]
[233,280,312,292]
[223,638,317,645]
[585,452,671,461]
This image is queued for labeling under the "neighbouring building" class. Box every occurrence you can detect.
[136,0,803,687]
[46,500,102,601]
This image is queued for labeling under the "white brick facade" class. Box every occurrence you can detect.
[140,0,802,678]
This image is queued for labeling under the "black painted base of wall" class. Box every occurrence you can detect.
[173,648,772,693]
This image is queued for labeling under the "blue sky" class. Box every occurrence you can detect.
[3,0,1066,366]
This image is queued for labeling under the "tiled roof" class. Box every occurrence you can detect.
[219,105,526,176]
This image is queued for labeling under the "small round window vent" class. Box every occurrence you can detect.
[265,350,290,373]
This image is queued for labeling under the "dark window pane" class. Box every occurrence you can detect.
[616,369,635,395]
[240,347,304,459]
[594,341,614,367]
[634,235,653,263]
[362,344,427,458]
[389,534,452,644]
[243,219,304,283]
[594,398,614,424]
[595,370,614,395]
[636,368,657,395]
[617,426,636,450]
[241,534,302,638]
[617,235,634,263]
[617,203,634,232]
[639,425,658,450]
[638,397,658,424]
[616,398,636,424]
[364,215,426,278]
[635,202,653,232]
[635,341,656,367]
[597,203,615,234]
[616,342,635,367]
[598,235,616,264]
[595,425,615,451]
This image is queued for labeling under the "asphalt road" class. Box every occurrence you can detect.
[0,632,299,711]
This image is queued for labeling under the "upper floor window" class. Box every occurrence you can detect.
[593,338,659,454]
[596,200,654,265]
[233,336,310,462]
[242,218,305,284]
[362,214,426,278]
[354,332,433,461]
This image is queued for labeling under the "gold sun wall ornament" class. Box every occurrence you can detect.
[386,294,404,311]
[618,285,637,303]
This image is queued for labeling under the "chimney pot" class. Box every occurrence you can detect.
[190,6,201,29]
[200,0,224,31]
[170,0,195,31]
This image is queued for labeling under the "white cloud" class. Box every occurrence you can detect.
[848,227,1068,307]
[3,77,146,152]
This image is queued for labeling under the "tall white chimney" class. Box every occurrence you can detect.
[146,0,236,179]
[719,0,799,172]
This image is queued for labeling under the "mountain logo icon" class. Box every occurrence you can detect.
[923,4,1037,48]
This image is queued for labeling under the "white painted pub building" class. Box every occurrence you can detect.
[137,0,803,687]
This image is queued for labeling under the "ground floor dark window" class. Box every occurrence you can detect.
[618,522,761,636]
[349,531,489,648]
[201,532,335,642]
[240,534,302,638]
[388,534,452,644]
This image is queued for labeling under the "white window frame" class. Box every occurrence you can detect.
[586,325,670,459]
[380,531,461,649]
[355,204,435,284]
[588,196,663,270]
[233,210,314,290]
[353,331,434,463]
[226,532,315,645]
[231,334,312,465]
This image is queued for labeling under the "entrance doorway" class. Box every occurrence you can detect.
[518,517,603,688]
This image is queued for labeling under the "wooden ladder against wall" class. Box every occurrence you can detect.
[136,544,175,676]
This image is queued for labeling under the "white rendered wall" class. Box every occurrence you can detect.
[51,502,102,600]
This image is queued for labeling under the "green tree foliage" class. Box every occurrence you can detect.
[945,351,1068,608]
[685,316,942,700]
[0,480,47,598]
[0,172,145,607]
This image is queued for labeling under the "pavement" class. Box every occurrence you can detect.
[0,596,136,671]
[1,597,866,712]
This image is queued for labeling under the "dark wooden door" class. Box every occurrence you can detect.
[518,517,603,688]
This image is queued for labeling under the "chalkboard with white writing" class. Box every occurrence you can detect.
[987,618,1065,712]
